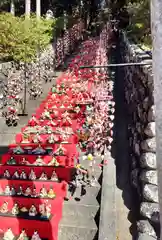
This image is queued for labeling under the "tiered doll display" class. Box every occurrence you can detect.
[0,23,114,240]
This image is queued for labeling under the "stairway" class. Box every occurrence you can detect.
[0,26,129,240]
[58,154,102,240]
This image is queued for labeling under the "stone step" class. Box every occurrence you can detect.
[58,225,98,240]
[58,203,98,240]
[65,185,101,206]
[78,154,103,171]
[80,161,102,174]
[60,203,99,228]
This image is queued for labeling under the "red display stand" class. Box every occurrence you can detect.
[0,26,111,239]
[0,165,72,182]
[0,216,59,240]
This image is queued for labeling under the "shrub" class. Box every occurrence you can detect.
[0,13,54,63]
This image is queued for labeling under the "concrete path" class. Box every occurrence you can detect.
[0,70,62,148]
[111,43,137,240]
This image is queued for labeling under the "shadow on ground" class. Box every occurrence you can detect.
[110,35,139,239]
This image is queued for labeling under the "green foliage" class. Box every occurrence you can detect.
[126,0,151,48]
[0,13,54,63]
[54,15,79,37]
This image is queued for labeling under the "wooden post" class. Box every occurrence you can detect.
[151,0,162,238]
[10,0,15,15]
[25,0,31,18]
[36,0,41,19]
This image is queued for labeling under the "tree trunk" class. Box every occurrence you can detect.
[10,0,15,15]
[25,0,31,18]
[36,0,41,19]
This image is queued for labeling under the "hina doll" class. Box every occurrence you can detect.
[29,116,39,127]
[12,170,19,179]
[48,157,59,166]
[31,231,41,240]
[52,109,59,118]
[34,156,45,166]
[3,228,15,240]
[67,104,73,109]
[51,85,57,93]
[54,144,66,155]
[11,203,19,215]
[39,203,46,218]
[13,146,25,155]
[54,134,60,142]
[62,115,72,126]
[17,185,24,196]
[29,204,37,217]
[47,186,56,198]
[40,185,48,198]
[47,134,55,144]
[24,187,32,197]
[45,201,51,218]
[51,105,57,110]
[60,133,68,143]
[74,105,81,114]
[62,111,69,119]
[7,156,17,165]
[3,170,11,179]
[20,171,27,180]
[86,115,94,126]
[0,201,9,214]
[45,126,53,134]
[39,172,48,181]
[32,133,43,144]
[10,186,16,196]
[60,83,65,89]
[86,141,95,155]
[21,133,30,144]
[50,171,58,181]
[60,104,65,109]
[4,185,11,195]
[55,127,62,134]
[66,127,74,135]
[86,105,93,114]
[86,153,97,186]
[29,169,37,180]
[20,157,30,165]
[41,110,51,120]
[17,229,29,240]
[63,96,70,103]
[51,93,57,100]
[108,115,115,121]
[76,92,86,104]
[32,146,46,155]
[31,186,38,198]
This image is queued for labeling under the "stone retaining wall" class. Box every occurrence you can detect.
[120,32,159,240]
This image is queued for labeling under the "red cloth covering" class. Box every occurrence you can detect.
[0,196,63,218]
[8,144,78,160]
[0,164,72,182]
[0,33,113,239]
[15,133,78,145]
[2,154,75,168]
[0,179,67,198]
[0,216,59,240]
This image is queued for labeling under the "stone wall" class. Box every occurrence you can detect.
[120,32,159,240]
